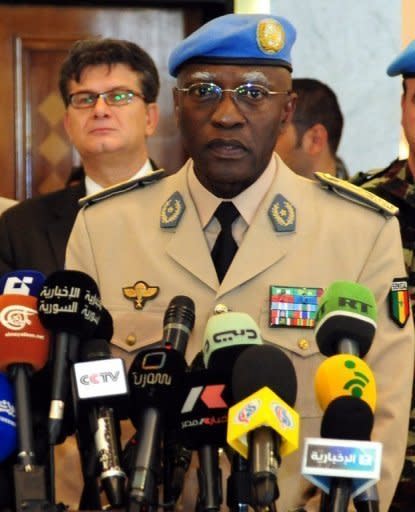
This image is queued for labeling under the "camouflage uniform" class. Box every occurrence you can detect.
[352,158,415,511]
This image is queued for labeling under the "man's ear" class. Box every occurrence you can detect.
[302,123,327,155]
[280,93,297,127]
[145,103,160,136]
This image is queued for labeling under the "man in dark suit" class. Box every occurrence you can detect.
[0,37,160,276]
[0,37,160,512]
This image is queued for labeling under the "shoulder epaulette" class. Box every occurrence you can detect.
[314,172,399,217]
[79,169,166,208]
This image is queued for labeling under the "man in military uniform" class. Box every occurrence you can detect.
[351,40,415,512]
[66,14,413,512]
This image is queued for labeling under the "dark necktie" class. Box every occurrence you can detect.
[211,201,240,282]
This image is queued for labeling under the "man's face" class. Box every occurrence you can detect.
[64,63,158,161]
[402,78,415,158]
[174,63,294,198]
[275,122,314,179]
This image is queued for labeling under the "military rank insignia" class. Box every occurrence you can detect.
[268,194,296,232]
[389,278,410,327]
[122,281,159,310]
[160,191,185,228]
[269,285,323,328]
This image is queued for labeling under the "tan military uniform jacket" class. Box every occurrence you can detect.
[65,154,414,512]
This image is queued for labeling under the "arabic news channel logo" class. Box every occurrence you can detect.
[273,403,294,429]
[236,400,259,424]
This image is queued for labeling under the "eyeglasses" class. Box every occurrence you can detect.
[68,89,145,109]
[175,82,291,108]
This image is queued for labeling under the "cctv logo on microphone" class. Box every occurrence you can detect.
[74,358,128,400]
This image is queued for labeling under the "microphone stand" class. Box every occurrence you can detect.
[10,364,60,512]
[196,445,222,512]
[226,452,250,512]
[328,478,352,512]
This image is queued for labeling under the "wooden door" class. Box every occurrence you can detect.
[0,5,206,199]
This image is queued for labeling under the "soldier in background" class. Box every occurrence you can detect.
[275,78,349,180]
[351,40,415,512]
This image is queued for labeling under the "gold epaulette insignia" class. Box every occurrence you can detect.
[314,172,399,217]
[79,169,166,208]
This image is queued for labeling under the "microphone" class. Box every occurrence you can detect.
[37,270,102,445]
[0,372,17,462]
[198,310,262,512]
[161,295,195,507]
[228,344,299,509]
[319,396,377,512]
[313,354,379,512]
[314,281,377,357]
[0,293,52,510]
[73,337,128,508]
[314,354,376,413]
[0,270,45,297]
[127,345,187,510]
[162,295,195,354]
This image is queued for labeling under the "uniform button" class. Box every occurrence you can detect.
[126,333,137,346]
[298,338,309,350]
[214,303,229,314]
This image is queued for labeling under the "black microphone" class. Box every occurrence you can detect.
[231,344,298,510]
[162,295,195,354]
[320,396,375,512]
[37,270,103,445]
[127,346,187,511]
[73,336,128,508]
[194,310,263,512]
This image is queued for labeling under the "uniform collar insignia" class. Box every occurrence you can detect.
[268,194,296,232]
[160,191,186,228]
[122,280,159,310]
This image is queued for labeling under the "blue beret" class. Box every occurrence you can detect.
[168,13,297,77]
[387,40,415,77]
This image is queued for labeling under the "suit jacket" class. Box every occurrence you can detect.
[66,155,414,512]
[0,181,85,276]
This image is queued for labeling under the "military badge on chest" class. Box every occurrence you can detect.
[269,285,323,328]
[123,281,159,310]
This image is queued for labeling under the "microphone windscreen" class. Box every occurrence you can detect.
[128,347,187,428]
[163,295,195,332]
[0,294,50,372]
[0,372,17,462]
[320,395,374,440]
[232,344,297,406]
[179,368,231,449]
[37,270,102,337]
[0,270,45,297]
[315,354,376,413]
[93,306,113,341]
[80,338,111,362]
[314,281,377,357]
[202,311,262,371]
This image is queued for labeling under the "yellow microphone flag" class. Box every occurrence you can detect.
[227,386,299,459]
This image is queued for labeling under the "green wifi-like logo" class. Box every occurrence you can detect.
[343,359,370,398]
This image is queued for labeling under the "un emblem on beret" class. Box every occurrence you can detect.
[257,18,285,54]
